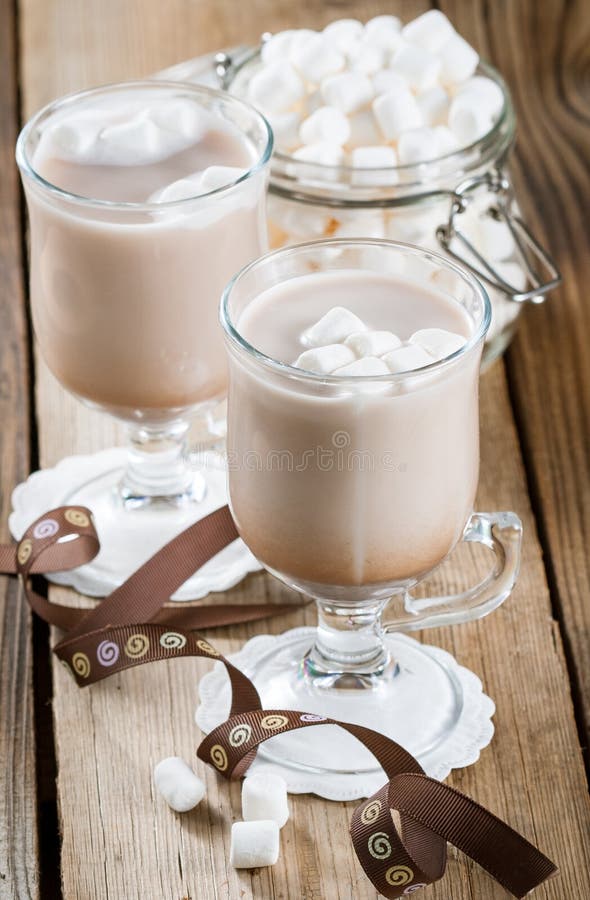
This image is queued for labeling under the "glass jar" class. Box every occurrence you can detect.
[219,50,560,367]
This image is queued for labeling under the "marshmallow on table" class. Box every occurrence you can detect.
[300,106,351,147]
[398,127,441,165]
[153,757,205,812]
[373,86,423,140]
[295,344,356,374]
[291,33,345,83]
[230,820,280,869]
[402,10,455,53]
[410,328,466,360]
[323,18,364,53]
[302,306,367,346]
[248,62,305,114]
[382,343,434,373]
[391,42,442,92]
[334,357,390,375]
[321,72,374,115]
[438,33,479,84]
[345,330,402,356]
[242,773,289,827]
[416,86,450,127]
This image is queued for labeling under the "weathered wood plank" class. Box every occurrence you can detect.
[0,1,38,897]
[17,1,590,898]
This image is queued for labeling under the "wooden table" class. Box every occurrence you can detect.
[1,1,589,898]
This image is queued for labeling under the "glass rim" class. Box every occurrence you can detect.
[228,57,514,182]
[220,238,492,383]
[15,80,274,211]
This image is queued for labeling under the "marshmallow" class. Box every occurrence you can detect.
[495,261,528,293]
[305,90,324,115]
[475,215,516,261]
[295,344,356,374]
[230,820,280,869]
[334,357,390,375]
[372,69,408,96]
[416,85,450,126]
[449,99,493,144]
[302,306,367,346]
[433,125,459,154]
[391,42,442,92]
[439,33,479,84]
[351,146,398,186]
[153,757,205,812]
[348,107,382,146]
[148,173,205,203]
[323,19,364,53]
[268,111,302,150]
[321,72,374,114]
[455,76,504,119]
[410,328,466,360]
[291,142,345,167]
[98,115,162,165]
[242,773,290,827]
[200,165,246,191]
[149,100,205,141]
[248,62,305,114]
[345,330,402,356]
[269,196,332,237]
[402,10,455,53]
[335,211,387,239]
[299,106,351,147]
[291,33,345,83]
[47,120,100,160]
[261,30,297,64]
[348,42,385,75]
[398,127,440,165]
[373,86,423,140]
[382,344,434,373]
[364,15,403,52]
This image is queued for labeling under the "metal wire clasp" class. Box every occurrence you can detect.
[437,169,561,303]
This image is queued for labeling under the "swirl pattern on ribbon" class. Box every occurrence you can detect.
[124,634,150,659]
[299,713,327,722]
[360,799,382,825]
[159,632,186,650]
[97,640,119,666]
[260,714,289,731]
[72,652,91,678]
[33,518,59,539]
[17,539,33,565]
[210,744,228,771]
[385,866,414,887]
[368,832,393,860]
[64,508,91,527]
[196,639,220,657]
[404,885,427,895]
[229,724,252,747]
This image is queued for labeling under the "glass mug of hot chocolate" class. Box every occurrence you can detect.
[16,82,272,589]
[221,239,522,775]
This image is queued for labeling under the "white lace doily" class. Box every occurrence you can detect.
[196,627,495,799]
[9,447,261,599]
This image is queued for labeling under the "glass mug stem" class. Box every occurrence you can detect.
[120,422,205,508]
[302,511,522,690]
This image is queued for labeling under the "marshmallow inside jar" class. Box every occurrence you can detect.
[224,10,530,367]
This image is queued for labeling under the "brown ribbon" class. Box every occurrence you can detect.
[0,503,557,898]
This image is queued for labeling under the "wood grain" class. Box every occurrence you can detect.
[14,1,590,898]
[0,1,38,898]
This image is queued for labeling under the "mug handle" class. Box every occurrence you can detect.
[384,511,522,633]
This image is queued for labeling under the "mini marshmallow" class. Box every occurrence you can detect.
[242,773,290,828]
[323,18,364,53]
[150,100,206,141]
[416,85,450,127]
[410,328,465,360]
[302,306,367,347]
[351,145,398,179]
[268,110,302,150]
[321,72,374,114]
[299,106,351,147]
[364,15,403,52]
[449,99,493,144]
[291,33,345,83]
[248,62,305,114]
[495,261,528,293]
[438,33,479,85]
[475,215,516,261]
[398,127,440,165]
[292,142,345,167]
[200,165,245,191]
[402,10,455,53]
[372,69,408,96]
[148,173,205,203]
[383,344,434,373]
[391,42,441,92]
[153,757,205,812]
[261,30,297,64]
[348,43,385,75]
[345,330,402,356]
[295,344,356,374]
[455,76,504,119]
[348,107,382,146]
[305,90,324,115]
[98,116,162,165]
[335,210,387,239]
[47,121,100,160]
[334,356,390,375]
[231,820,280,869]
[373,86,423,140]
[433,125,459,154]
